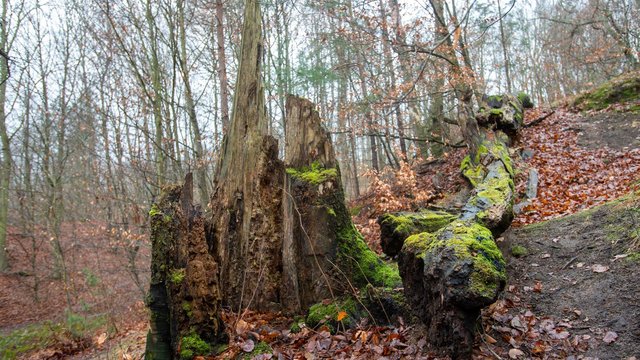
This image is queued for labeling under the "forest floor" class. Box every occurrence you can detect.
[1,88,640,359]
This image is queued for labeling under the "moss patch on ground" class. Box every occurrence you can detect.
[0,313,106,360]
[306,297,358,330]
[573,71,640,111]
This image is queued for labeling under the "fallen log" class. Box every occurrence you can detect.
[391,93,525,358]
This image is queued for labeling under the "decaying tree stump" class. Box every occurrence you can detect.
[206,0,285,313]
[389,94,526,358]
[145,174,227,360]
[282,95,401,314]
[146,0,401,356]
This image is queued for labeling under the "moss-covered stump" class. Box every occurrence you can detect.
[145,174,227,360]
[282,96,401,315]
[477,94,524,135]
[378,210,457,257]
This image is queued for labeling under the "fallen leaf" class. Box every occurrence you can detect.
[236,319,250,335]
[592,264,609,273]
[484,334,497,344]
[95,332,107,346]
[509,348,525,358]
[603,331,618,344]
[533,281,543,293]
[241,339,255,353]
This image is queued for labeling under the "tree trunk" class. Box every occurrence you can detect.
[215,0,230,131]
[389,95,525,359]
[281,96,401,314]
[208,0,285,312]
[145,174,227,360]
[0,0,10,271]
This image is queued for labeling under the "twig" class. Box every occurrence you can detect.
[561,256,578,270]
[524,110,556,128]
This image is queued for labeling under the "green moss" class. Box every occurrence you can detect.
[179,332,211,360]
[337,225,402,288]
[0,314,107,359]
[286,161,338,185]
[169,268,186,284]
[240,341,272,359]
[406,220,506,300]
[403,232,438,259]
[149,203,162,217]
[573,73,640,110]
[181,302,193,318]
[327,207,336,217]
[517,92,534,108]
[306,297,357,329]
[349,205,364,216]
[381,210,456,238]
[290,316,305,333]
[626,252,640,262]
[490,108,503,116]
[510,245,528,257]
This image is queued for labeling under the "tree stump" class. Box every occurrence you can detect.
[145,174,227,360]
[281,95,401,314]
[391,94,526,358]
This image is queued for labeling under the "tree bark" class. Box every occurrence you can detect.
[215,0,230,131]
[208,0,285,312]
[0,0,10,271]
[145,174,227,360]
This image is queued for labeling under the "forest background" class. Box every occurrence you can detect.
[0,0,638,358]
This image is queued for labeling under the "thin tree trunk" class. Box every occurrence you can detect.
[177,0,209,206]
[215,0,230,131]
[0,0,10,271]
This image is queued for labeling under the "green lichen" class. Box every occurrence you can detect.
[337,224,402,288]
[169,268,186,284]
[179,332,211,360]
[510,245,528,257]
[286,161,338,185]
[381,210,456,238]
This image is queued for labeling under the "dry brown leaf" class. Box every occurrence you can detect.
[509,348,525,358]
[603,330,618,344]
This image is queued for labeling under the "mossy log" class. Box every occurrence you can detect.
[392,94,524,358]
[145,174,227,360]
[378,210,457,257]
